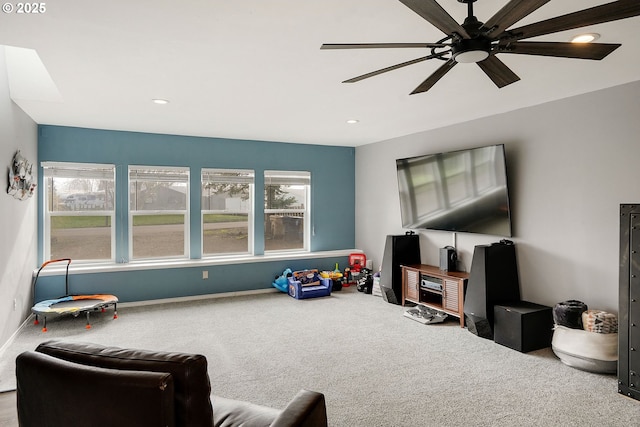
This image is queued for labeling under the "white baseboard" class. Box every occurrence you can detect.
[118,287,279,308]
[0,314,35,358]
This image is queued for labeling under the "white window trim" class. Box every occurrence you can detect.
[128,165,190,261]
[41,162,116,263]
[201,168,255,257]
[264,170,311,253]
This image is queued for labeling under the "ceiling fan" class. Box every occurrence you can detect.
[321,0,640,94]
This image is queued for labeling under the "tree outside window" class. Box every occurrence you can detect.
[264,171,310,252]
[201,169,254,256]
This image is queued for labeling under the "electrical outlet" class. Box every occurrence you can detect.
[202,270,209,280]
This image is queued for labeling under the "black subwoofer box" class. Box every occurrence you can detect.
[493,301,553,353]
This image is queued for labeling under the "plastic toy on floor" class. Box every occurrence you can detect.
[288,269,332,300]
[272,268,293,293]
[346,253,367,287]
[348,253,366,273]
[31,258,118,332]
[356,268,374,294]
[320,269,344,291]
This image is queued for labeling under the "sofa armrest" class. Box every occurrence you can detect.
[270,390,328,427]
[16,351,175,427]
[212,395,280,427]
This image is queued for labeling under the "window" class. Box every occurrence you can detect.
[201,169,254,256]
[42,162,115,262]
[264,171,310,252]
[129,166,189,260]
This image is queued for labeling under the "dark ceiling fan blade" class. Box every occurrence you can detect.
[498,41,621,60]
[483,0,550,37]
[321,42,448,49]
[476,55,520,88]
[343,52,449,83]
[399,0,471,39]
[500,0,640,41]
[410,59,457,94]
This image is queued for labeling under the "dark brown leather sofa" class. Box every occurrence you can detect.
[16,340,328,427]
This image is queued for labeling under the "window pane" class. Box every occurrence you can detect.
[203,213,249,254]
[264,170,309,252]
[202,169,253,256]
[50,216,112,260]
[47,177,114,212]
[264,184,307,210]
[43,163,115,263]
[201,172,252,211]
[132,214,185,258]
[129,166,189,260]
[130,167,188,211]
[264,214,304,251]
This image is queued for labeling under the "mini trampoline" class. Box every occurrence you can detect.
[31,258,118,332]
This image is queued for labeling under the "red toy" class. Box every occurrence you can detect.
[348,253,366,273]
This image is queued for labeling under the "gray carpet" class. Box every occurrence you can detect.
[1,287,638,426]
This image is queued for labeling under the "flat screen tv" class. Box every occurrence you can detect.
[396,144,512,237]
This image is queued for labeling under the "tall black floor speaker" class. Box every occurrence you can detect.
[463,241,520,339]
[380,233,421,305]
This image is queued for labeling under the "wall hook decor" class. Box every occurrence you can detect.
[7,150,36,200]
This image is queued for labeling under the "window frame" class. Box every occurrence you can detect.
[264,170,311,253]
[41,161,116,263]
[128,165,190,261]
[201,168,255,257]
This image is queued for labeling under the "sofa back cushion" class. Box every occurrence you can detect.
[17,351,176,427]
[36,340,213,427]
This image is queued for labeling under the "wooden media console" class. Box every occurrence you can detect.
[401,264,468,327]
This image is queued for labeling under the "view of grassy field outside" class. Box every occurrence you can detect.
[50,216,112,260]
[50,214,301,260]
[45,167,306,261]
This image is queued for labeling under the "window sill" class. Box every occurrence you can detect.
[34,249,362,276]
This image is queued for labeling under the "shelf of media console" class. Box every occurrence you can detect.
[401,264,469,328]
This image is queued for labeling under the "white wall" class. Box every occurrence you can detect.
[0,46,38,348]
[355,80,640,314]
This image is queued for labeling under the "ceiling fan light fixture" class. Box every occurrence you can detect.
[453,50,490,63]
[452,38,491,63]
[571,33,600,43]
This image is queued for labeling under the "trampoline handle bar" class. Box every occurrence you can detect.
[39,258,72,269]
[33,258,73,304]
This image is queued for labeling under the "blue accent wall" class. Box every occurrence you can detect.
[32,257,350,303]
[37,125,355,301]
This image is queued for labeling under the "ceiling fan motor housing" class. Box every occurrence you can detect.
[452,14,491,63]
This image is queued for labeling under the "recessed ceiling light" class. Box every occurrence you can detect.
[346,119,359,124]
[571,33,600,43]
[152,98,169,105]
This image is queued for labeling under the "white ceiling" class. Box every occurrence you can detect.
[1,0,639,147]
